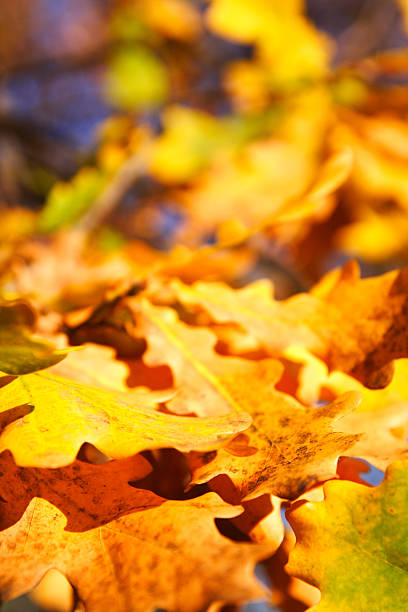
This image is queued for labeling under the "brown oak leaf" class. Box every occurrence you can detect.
[189,391,361,500]
[0,450,161,532]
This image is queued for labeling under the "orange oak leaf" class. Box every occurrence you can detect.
[6,232,138,311]
[189,391,361,500]
[166,275,318,353]
[309,260,408,388]
[265,532,320,612]
[169,260,408,388]
[231,494,283,545]
[126,297,284,417]
[209,476,284,546]
[0,371,251,467]
[0,493,272,612]
[0,450,160,532]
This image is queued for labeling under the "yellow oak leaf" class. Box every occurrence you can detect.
[282,347,408,410]
[167,275,319,353]
[0,371,250,467]
[265,532,320,612]
[179,139,349,241]
[231,494,284,546]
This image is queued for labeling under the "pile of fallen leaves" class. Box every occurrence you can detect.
[1,226,408,611]
[2,1,408,611]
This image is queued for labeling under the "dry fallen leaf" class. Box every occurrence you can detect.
[266,531,321,612]
[126,297,284,417]
[340,405,408,470]
[189,391,361,500]
[0,449,158,531]
[0,493,272,612]
[170,260,408,388]
[0,371,251,467]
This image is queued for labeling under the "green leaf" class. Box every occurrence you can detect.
[0,301,67,375]
[38,167,107,233]
[286,460,408,611]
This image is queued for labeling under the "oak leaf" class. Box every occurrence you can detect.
[278,348,408,471]
[0,450,158,532]
[231,494,284,546]
[0,493,271,612]
[126,297,284,417]
[0,371,250,467]
[50,342,131,391]
[178,140,349,241]
[6,232,145,312]
[310,260,408,388]
[189,391,361,500]
[281,346,408,409]
[170,260,408,388]
[286,460,408,611]
[265,532,320,612]
[340,405,408,470]
[167,275,319,353]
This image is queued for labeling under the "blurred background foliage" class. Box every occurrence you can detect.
[2,1,408,611]
[2,0,408,295]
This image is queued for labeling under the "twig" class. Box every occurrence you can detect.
[76,137,151,235]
